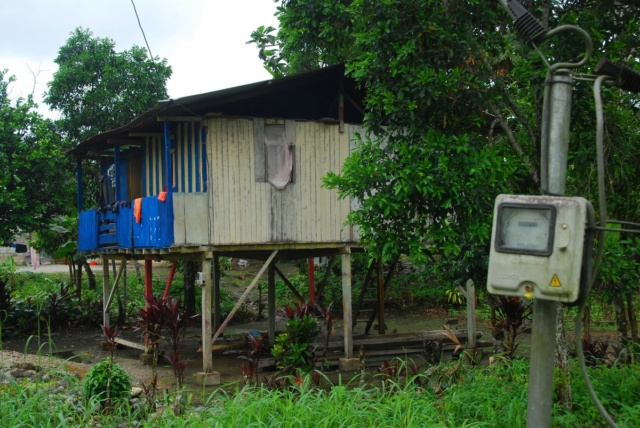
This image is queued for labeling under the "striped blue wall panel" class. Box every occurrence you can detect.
[117,205,133,249]
[115,149,128,201]
[78,210,98,251]
[173,122,207,193]
[143,136,165,197]
[132,196,173,248]
[201,126,208,191]
[141,123,207,196]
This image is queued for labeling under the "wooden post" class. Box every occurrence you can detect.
[202,255,213,373]
[308,258,315,306]
[210,251,278,346]
[102,256,110,327]
[341,252,353,358]
[213,256,221,333]
[144,257,153,304]
[268,262,276,344]
[104,260,125,314]
[466,279,476,349]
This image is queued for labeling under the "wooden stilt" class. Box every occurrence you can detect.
[308,258,315,306]
[210,250,278,346]
[144,257,153,304]
[102,256,110,327]
[268,262,276,344]
[202,255,213,373]
[315,255,336,303]
[342,252,353,358]
[274,264,305,303]
[213,256,221,333]
[105,260,125,313]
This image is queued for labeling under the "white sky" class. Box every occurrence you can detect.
[0,0,280,117]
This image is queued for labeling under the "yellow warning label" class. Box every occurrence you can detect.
[550,274,561,287]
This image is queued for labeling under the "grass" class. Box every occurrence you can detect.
[0,353,638,427]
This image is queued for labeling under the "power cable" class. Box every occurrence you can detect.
[130,0,154,61]
[571,73,618,428]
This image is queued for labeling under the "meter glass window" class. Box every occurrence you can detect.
[496,203,556,256]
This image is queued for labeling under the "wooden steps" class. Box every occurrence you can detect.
[258,328,487,369]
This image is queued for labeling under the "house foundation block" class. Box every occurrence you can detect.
[195,371,221,386]
[339,358,360,372]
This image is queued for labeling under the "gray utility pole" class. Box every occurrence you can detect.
[527,71,573,428]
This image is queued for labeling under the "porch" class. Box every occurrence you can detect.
[78,194,173,252]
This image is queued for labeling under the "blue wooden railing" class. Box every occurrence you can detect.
[78,196,173,252]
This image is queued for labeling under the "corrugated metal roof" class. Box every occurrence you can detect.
[69,65,364,157]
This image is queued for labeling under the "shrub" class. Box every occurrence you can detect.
[272,303,320,372]
[83,358,131,406]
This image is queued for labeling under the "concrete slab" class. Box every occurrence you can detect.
[195,371,221,386]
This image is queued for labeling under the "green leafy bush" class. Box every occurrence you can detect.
[272,303,320,371]
[83,358,131,405]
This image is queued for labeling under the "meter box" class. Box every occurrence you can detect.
[487,194,590,303]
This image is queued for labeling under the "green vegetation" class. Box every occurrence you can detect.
[0,72,75,245]
[0,357,638,427]
[82,358,131,405]
[44,27,172,143]
[272,303,320,372]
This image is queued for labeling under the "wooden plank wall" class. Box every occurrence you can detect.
[206,118,355,245]
[173,193,210,245]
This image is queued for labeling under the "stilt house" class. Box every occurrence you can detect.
[69,65,365,377]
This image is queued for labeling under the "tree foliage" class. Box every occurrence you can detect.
[0,70,75,245]
[259,0,640,288]
[44,27,172,142]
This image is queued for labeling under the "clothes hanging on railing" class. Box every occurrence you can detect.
[134,198,142,223]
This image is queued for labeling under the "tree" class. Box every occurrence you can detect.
[0,70,75,245]
[259,0,640,285]
[260,1,533,287]
[44,27,172,142]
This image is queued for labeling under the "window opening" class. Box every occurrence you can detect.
[264,124,293,189]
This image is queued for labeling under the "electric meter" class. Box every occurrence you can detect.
[487,194,591,303]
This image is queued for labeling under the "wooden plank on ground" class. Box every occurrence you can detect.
[115,337,145,351]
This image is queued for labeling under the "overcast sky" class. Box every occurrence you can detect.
[1,0,280,117]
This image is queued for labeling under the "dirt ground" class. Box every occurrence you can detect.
[5,262,617,394]
[0,308,464,394]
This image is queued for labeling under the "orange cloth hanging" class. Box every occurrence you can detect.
[134,198,142,223]
[158,186,167,202]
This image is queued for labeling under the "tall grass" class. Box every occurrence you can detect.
[0,352,638,427]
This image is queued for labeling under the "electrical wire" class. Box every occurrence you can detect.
[572,74,619,428]
[130,0,154,61]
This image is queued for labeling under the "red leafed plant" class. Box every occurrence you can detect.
[488,295,532,357]
[101,324,120,361]
[238,332,268,385]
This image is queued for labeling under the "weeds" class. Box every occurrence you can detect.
[0,354,639,427]
[488,295,532,357]
[239,332,268,385]
[271,302,320,372]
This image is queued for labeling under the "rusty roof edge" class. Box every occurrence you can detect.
[67,65,349,157]
[66,101,174,156]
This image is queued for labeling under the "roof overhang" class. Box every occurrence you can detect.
[69,65,364,158]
